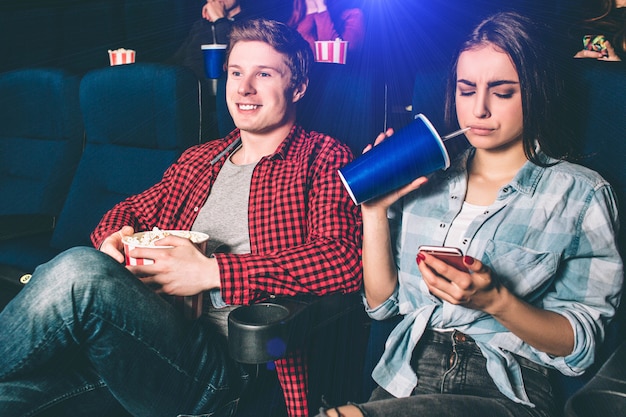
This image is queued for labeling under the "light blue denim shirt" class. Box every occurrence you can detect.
[367,149,623,406]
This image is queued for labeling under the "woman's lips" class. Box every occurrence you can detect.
[469,126,494,135]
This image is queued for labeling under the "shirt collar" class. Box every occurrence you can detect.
[450,148,559,198]
[508,152,557,197]
[210,124,302,165]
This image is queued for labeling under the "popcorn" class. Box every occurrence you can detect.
[121,228,209,320]
[108,48,136,66]
[123,228,207,247]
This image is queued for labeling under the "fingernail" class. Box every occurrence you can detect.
[463,256,474,265]
[416,253,425,265]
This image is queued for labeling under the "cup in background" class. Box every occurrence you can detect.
[108,48,135,66]
[314,39,348,64]
[338,114,451,205]
[201,44,228,79]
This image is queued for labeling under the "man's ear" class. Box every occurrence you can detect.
[292,81,308,103]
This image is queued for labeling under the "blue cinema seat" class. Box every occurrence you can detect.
[0,68,84,305]
[0,63,201,274]
[559,60,626,414]
[0,68,83,218]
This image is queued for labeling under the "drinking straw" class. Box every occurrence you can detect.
[442,127,470,141]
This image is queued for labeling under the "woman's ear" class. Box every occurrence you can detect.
[292,81,308,103]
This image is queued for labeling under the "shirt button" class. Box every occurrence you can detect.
[503,187,510,193]
[451,195,458,199]
[194,207,199,212]
[483,210,489,215]
[462,239,468,245]
[439,223,446,228]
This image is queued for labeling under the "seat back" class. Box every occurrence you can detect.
[297,63,383,156]
[50,63,202,250]
[553,60,626,403]
[0,68,83,216]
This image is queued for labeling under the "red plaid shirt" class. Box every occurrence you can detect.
[91,125,363,417]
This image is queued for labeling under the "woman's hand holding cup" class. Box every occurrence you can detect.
[360,128,429,213]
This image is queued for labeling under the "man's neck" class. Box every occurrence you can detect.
[232,123,294,165]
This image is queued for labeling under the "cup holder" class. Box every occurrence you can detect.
[229,303,290,326]
[228,303,299,364]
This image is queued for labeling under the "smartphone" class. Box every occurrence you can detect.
[418,245,466,270]
[583,34,608,57]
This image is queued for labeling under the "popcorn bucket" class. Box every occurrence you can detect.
[123,230,209,319]
[314,39,348,64]
[108,48,136,66]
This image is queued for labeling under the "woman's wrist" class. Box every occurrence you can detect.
[360,205,389,223]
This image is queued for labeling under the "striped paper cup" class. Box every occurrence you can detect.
[122,230,209,319]
[314,39,348,64]
[108,48,136,66]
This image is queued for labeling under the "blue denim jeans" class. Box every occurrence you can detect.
[0,247,252,417]
[319,329,558,417]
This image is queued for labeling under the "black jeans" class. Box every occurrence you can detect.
[357,330,558,417]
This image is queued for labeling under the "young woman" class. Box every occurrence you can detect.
[318,11,623,417]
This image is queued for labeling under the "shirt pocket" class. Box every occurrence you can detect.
[483,240,559,300]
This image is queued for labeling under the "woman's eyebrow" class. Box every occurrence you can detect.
[487,80,519,87]
[457,79,519,87]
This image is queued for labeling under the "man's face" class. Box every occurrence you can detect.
[226,41,305,138]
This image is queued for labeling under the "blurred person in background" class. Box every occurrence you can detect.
[288,0,365,56]
[572,0,626,61]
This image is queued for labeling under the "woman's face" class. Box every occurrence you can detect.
[455,44,524,153]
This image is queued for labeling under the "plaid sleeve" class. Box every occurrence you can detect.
[275,349,309,417]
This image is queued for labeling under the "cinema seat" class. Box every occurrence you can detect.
[0,68,83,218]
[0,63,201,276]
[0,68,83,302]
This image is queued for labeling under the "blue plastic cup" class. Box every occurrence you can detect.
[201,44,227,79]
[338,114,450,205]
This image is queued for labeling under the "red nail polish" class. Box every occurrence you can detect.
[416,253,425,265]
[463,256,474,265]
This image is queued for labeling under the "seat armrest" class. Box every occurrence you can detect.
[564,341,626,417]
[0,214,56,241]
[228,292,363,364]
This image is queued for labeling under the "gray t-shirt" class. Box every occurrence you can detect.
[191,155,257,337]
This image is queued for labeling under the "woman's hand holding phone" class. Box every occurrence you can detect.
[417,245,505,313]
[575,34,621,61]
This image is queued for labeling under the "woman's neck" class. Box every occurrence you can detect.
[464,145,527,206]
[470,146,527,183]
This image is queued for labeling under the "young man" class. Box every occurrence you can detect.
[0,19,362,417]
